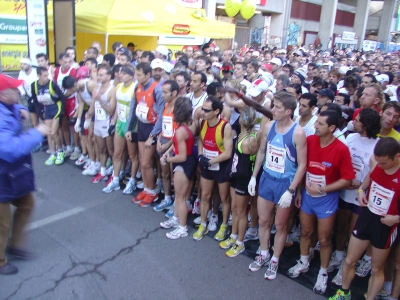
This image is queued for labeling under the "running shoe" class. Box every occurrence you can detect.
[328,289,351,300]
[226,243,245,258]
[102,178,120,193]
[355,257,371,277]
[287,260,309,278]
[160,218,179,229]
[136,181,144,189]
[123,180,136,194]
[214,224,229,241]
[192,199,200,214]
[193,216,202,225]
[132,190,147,204]
[243,229,259,242]
[285,235,294,248]
[331,265,343,286]
[271,224,276,234]
[219,236,236,249]
[313,273,328,294]
[82,165,98,176]
[227,212,232,226]
[45,154,56,165]
[91,173,108,184]
[106,157,112,168]
[166,226,188,239]
[69,149,81,161]
[153,198,174,212]
[154,183,162,195]
[208,215,218,232]
[165,205,174,218]
[264,260,279,280]
[327,251,345,272]
[314,241,321,251]
[193,224,208,241]
[186,200,192,214]
[249,253,271,272]
[55,151,65,165]
[75,154,88,166]
[139,193,158,207]
[64,148,72,157]
[290,225,301,243]
[106,165,113,176]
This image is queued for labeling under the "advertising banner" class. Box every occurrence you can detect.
[0,43,28,71]
[0,15,27,44]
[26,0,48,57]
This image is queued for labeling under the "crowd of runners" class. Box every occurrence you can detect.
[14,41,400,300]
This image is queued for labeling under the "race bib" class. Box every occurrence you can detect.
[306,172,326,197]
[368,181,394,216]
[352,161,364,182]
[203,148,219,171]
[136,103,149,123]
[231,153,238,173]
[95,102,106,121]
[117,103,127,122]
[265,144,285,173]
[162,116,173,138]
[37,94,52,105]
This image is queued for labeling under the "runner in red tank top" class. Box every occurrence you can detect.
[159,97,196,239]
[332,138,400,300]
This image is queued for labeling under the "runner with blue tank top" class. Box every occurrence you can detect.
[247,91,307,281]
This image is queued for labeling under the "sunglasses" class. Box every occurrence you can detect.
[369,68,376,71]
[202,108,212,113]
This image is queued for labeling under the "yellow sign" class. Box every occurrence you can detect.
[0,0,27,15]
[0,44,28,71]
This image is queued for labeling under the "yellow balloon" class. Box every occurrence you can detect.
[225,0,241,18]
[240,0,256,20]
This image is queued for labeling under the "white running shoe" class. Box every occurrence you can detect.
[193,216,202,225]
[314,241,321,251]
[249,252,271,272]
[136,181,144,189]
[192,199,200,214]
[166,226,188,239]
[331,265,343,286]
[186,200,192,213]
[327,251,344,272]
[82,165,98,176]
[313,273,328,294]
[102,179,120,193]
[355,258,371,277]
[227,212,232,226]
[106,165,113,176]
[208,215,218,232]
[287,260,309,278]
[160,218,179,229]
[123,180,136,194]
[69,149,81,161]
[264,260,279,280]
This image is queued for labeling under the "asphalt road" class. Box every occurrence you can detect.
[1,151,326,300]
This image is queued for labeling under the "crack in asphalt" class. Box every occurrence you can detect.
[4,263,60,300]
[24,227,161,300]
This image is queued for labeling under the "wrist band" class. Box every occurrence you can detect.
[357,189,364,193]
[238,92,243,99]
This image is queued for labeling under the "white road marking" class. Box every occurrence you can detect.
[26,206,88,231]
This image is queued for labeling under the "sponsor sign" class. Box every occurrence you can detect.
[26,0,48,57]
[172,24,190,35]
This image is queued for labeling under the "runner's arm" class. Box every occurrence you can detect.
[126,92,137,131]
[166,128,187,164]
[209,123,233,165]
[149,87,165,136]
[100,87,116,116]
[251,122,271,177]
[76,92,85,120]
[53,82,66,114]
[290,127,307,191]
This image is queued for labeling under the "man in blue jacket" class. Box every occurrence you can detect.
[0,74,50,275]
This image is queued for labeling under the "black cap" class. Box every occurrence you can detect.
[127,42,136,47]
[317,88,335,101]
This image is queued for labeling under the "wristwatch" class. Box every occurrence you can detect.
[149,133,157,139]
[287,188,295,195]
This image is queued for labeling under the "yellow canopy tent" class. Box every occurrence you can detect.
[47,0,235,38]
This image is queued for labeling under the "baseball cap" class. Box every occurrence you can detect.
[338,66,349,75]
[20,58,33,66]
[294,50,303,57]
[0,74,24,92]
[248,78,270,97]
[279,49,287,54]
[150,58,164,70]
[156,45,169,57]
[375,74,389,84]
[261,63,272,73]
[293,69,306,84]
[317,88,335,101]
[252,51,260,57]
[270,57,282,67]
